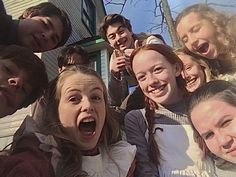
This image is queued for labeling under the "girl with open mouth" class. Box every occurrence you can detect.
[0,65,136,177]
[175,4,236,76]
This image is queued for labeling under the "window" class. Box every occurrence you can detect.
[89,51,101,74]
[82,0,96,35]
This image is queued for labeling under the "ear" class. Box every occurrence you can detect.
[174,63,182,77]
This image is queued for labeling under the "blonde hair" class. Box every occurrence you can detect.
[40,65,121,177]
[175,48,216,84]
[175,3,236,73]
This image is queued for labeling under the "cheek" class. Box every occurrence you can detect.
[205,140,220,155]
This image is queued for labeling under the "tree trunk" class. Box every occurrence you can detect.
[161,0,181,48]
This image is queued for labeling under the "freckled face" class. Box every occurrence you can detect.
[176,12,219,59]
[132,50,182,105]
[58,72,106,151]
[191,99,236,164]
[106,22,134,52]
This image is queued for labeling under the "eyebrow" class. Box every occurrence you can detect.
[107,25,124,37]
[200,115,229,138]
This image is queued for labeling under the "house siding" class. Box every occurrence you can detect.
[0,0,108,150]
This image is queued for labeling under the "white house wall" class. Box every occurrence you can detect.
[0,0,109,150]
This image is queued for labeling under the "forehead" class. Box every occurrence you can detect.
[178,54,197,65]
[61,72,103,92]
[133,50,171,71]
[106,22,128,35]
[177,12,202,35]
[191,99,236,129]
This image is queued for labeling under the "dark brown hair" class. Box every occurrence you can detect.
[40,65,121,177]
[99,13,132,42]
[57,44,90,69]
[19,2,72,48]
[0,45,48,107]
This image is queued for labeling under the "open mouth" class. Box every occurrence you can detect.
[196,43,209,55]
[79,117,96,136]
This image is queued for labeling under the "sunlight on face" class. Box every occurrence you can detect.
[132,50,181,105]
[176,12,218,59]
[178,54,205,92]
[191,99,236,164]
[58,72,106,151]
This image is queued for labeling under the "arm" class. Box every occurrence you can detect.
[124,110,159,177]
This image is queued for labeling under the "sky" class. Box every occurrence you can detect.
[103,0,236,46]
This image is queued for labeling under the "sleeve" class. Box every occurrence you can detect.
[145,35,165,45]
[124,110,159,177]
[0,136,54,177]
[108,54,129,106]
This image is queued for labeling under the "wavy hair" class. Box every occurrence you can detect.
[130,44,188,165]
[39,65,121,177]
[175,3,236,73]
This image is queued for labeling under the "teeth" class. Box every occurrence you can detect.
[82,118,95,123]
[150,85,165,94]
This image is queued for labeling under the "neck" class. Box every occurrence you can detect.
[82,146,99,156]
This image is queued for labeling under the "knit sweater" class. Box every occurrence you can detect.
[124,101,216,177]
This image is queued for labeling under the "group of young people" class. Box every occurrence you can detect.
[0,1,236,177]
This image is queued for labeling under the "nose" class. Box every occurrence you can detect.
[147,73,159,86]
[188,35,199,52]
[8,77,23,89]
[182,70,189,78]
[115,33,122,44]
[217,133,233,150]
[81,97,94,113]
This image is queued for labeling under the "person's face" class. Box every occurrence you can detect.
[191,99,236,164]
[18,15,63,52]
[58,53,88,73]
[132,50,181,105]
[176,12,219,59]
[106,22,134,52]
[178,54,205,92]
[0,60,32,118]
[58,72,106,151]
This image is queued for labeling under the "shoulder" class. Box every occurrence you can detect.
[124,109,147,128]
[0,135,54,177]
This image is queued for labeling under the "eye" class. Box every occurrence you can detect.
[185,65,192,71]
[221,119,232,128]
[136,74,146,82]
[192,25,200,32]
[108,34,115,40]
[118,29,125,35]
[204,132,214,140]
[153,67,163,74]
[91,95,103,102]
[68,95,81,104]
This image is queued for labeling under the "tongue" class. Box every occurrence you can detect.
[79,121,96,135]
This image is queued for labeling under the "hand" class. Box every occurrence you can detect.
[110,49,127,78]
